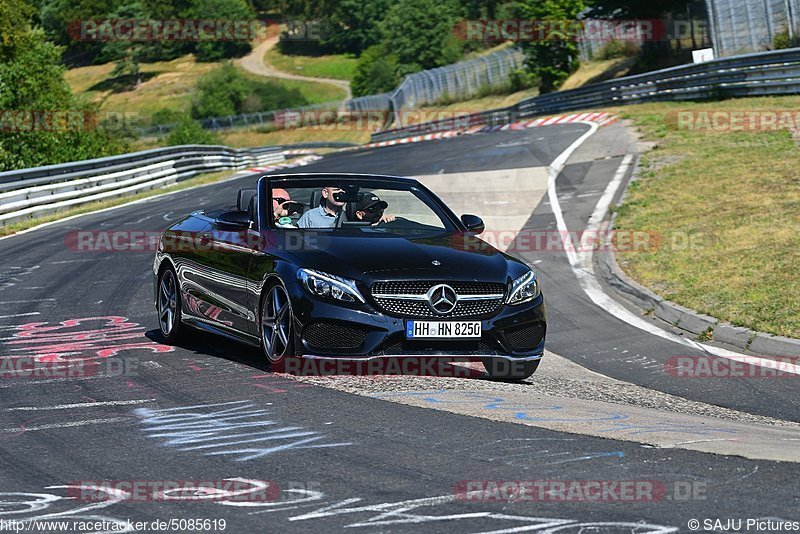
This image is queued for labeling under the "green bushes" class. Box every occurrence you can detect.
[40,0,257,66]
[166,115,222,145]
[772,29,795,50]
[515,0,586,93]
[0,0,127,171]
[350,0,463,95]
[189,63,308,119]
[595,39,641,60]
[351,46,401,97]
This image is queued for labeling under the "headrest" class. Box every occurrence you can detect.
[247,195,257,223]
[237,189,257,212]
[309,189,323,209]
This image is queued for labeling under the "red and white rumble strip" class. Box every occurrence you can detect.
[243,154,321,174]
[338,112,618,152]
[242,112,618,172]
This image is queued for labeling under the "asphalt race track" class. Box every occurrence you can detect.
[0,123,798,533]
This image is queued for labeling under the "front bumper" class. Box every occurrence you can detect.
[287,280,546,360]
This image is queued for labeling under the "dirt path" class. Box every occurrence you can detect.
[237,36,352,101]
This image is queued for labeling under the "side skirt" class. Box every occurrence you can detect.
[183,317,261,348]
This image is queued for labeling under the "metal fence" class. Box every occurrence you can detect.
[576,14,713,60]
[371,46,800,141]
[139,47,523,138]
[389,48,525,110]
[706,0,800,56]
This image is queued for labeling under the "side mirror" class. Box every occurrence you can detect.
[460,214,485,234]
[216,210,251,229]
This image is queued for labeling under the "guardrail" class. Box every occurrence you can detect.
[0,141,358,228]
[0,145,287,227]
[371,47,800,142]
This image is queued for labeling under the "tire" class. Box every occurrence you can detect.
[157,267,184,344]
[260,282,294,366]
[482,357,540,381]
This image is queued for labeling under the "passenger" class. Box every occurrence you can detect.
[297,186,345,228]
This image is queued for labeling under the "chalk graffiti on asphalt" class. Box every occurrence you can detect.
[217,483,679,533]
[133,400,352,461]
[2,316,174,362]
[0,482,681,532]
[371,390,738,437]
[0,266,39,291]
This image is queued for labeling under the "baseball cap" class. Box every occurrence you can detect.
[354,192,388,212]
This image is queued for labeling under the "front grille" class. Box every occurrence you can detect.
[371,281,506,319]
[303,322,369,350]
[372,281,504,295]
[502,322,545,351]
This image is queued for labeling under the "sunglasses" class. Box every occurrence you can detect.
[361,204,384,213]
[273,197,289,204]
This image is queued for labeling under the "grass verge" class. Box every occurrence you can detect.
[239,70,345,103]
[65,55,346,125]
[614,96,800,339]
[263,49,357,81]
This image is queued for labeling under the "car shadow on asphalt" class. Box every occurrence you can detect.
[145,329,501,381]
[145,328,267,370]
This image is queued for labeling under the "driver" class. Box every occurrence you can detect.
[352,193,395,225]
[297,186,345,228]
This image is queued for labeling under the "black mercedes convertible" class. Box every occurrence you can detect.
[153,173,546,380]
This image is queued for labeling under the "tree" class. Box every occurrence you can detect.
[380,0,463,75]
[98,2,156,87]
[166,115,222,145]
[189,62,308,119]
[318,0,393,54]
[191,62,250,118]
[0,0,125,170]
[189,0,255,61]
[515,0,585,93]
[351,44,400,96]
[585,0,695,19]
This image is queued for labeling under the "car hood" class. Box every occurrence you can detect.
[271,231,528,284]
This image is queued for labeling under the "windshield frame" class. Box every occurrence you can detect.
[260,175,462,234]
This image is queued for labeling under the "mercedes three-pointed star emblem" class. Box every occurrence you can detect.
[427,284,458,314]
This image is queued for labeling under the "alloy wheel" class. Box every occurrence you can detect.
[159,269,178,336]
[262,284,292,362]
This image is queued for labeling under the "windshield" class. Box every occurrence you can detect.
[267,178,455,236]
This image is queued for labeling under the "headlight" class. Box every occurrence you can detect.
[507,270,540,305]
[297,268,365,303]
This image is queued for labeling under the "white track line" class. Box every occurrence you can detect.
[6,399,155,411]
[0,312,40,319]
[547,122,800,375]
[0,299,55,304]
[0,418,128,433]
